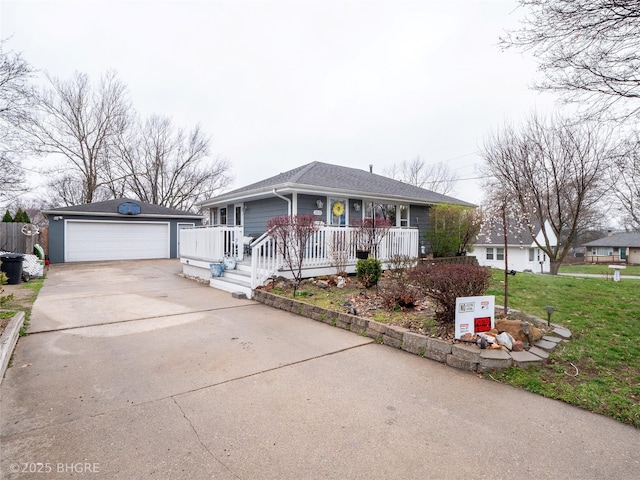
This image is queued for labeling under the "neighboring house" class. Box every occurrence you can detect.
[181,161,473,297]
[583,232,640,264]
[199,161,473,241]
[469,220,557,273]
[43,198,202,263]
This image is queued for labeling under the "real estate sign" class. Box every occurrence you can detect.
[454,295,495,339]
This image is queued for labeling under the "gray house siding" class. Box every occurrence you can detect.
[411,204,431,251]
[243,196,290,237]
[297,194,323,218]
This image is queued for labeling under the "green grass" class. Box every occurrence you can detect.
[560,264,640,276]
[0,277,45,336]
[488,270,640,427]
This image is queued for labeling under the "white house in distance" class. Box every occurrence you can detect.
[469,220,557,273]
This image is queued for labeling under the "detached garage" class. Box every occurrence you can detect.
[43,199,202,263]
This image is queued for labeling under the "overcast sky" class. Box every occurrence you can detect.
[1,0,554,206]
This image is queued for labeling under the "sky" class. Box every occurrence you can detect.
[1,0,555,206]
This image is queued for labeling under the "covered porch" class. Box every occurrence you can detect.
[179,225,420,298]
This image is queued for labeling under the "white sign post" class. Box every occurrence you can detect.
[455,295,495,339]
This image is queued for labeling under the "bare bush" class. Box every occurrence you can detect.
[410,263,492,325]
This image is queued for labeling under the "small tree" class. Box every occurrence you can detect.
[425,204,481,257]
[2,210,13,222]
[266,214,320,294]
[351,217,393,259]
[13,207,30,223]
[410,263,492,327]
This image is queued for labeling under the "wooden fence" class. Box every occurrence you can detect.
[0,223,48,255]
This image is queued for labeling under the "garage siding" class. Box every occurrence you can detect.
[65,220,170,262]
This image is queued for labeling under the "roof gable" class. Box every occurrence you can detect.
[203,161,473,206]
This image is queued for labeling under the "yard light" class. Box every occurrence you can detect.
[544,305,556,327]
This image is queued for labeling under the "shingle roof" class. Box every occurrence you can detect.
[206,161,473,206]
[43,198,201,218]
[583,232,640,248]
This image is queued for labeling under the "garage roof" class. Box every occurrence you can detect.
[43,198,202,219]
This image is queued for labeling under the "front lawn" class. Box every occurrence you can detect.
[487,270,640,427]
[560,264,640,276]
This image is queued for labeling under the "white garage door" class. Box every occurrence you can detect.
[65,220,170,262]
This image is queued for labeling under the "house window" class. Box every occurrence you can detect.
[496,247,504,261]
[220,207,227,226]
[486,248,494,260]
[529,248,535,262]
[235,205,242,226]
[594,247,613,256]
[399,205,409,227]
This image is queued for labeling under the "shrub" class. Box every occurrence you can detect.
[380,254,421,310]
[2,210,13,222]
[379,282,422,310]
[356,258,382,288]
[410,263,492,325]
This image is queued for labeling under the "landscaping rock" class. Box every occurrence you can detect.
[478,349,512,372]
[512,340,524,352]
[542,335,562,344]
[446,354,478,372]
[552,326,572,339]
[510,351,544,368]
[402,332,428,355]
[534,339,557,352]
[528,346,550,360]
[350,317,369,335]
[366,320,387,339]
[423,347,448,363]
[451,344,481,363]
[427,337,452,355]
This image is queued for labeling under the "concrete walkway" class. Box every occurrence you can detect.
[1,260,638,479]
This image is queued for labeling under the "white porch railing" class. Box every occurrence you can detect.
[179,225,419,290]
[250,226,419,288]
[179,225,245,262]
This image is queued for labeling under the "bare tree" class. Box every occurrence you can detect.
[481,113,614,274]
[385,157,458,195]
[115,115,232,212]
[27,70,131,204]
[611,135,640,231]
[0,38,35,203]
[501,1,640,121]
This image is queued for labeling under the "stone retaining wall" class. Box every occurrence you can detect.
[253,290,571,373]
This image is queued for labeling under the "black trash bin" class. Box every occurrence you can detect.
[0,253,25,285]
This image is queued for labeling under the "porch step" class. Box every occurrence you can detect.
[209,264,253,299]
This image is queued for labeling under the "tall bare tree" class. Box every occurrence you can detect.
[500,0,640,121]
[0,38,35,203]
[385,157,458,195]
[27,70,131,205]
[611,135,640,231]
[115,115,232,211]
[481,113,614,274]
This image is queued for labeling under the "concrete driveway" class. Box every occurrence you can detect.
[1,260,638,479]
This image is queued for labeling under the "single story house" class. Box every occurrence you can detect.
[181,161,474,296]
[199,161,473,241]
[43,198,202,263]
[582,232,640,264]
[468,220,557,273]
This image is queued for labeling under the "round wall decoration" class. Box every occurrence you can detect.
[332,201,345,216]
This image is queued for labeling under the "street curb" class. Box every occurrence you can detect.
[0,311,25,385]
